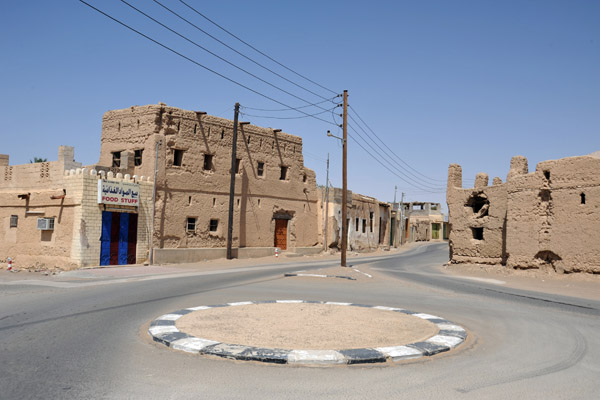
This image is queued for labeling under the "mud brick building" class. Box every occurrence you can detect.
[0,146,153,269]
[98,103,319,263]
[447,152,600,274]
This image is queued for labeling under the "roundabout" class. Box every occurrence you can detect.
[148,300,467,365]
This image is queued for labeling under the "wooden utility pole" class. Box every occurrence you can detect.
[341,90,348,267]
[226,103,240,260]
[323,153,330,251]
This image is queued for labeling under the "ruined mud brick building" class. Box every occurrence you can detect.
[0,146,153,269]
[447,153,600,273]
[318,187,396,252]
[99,103,319,263]
[402,201,448,242]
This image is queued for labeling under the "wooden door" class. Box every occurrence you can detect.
[432,223,440,239]
[274,219,287,250]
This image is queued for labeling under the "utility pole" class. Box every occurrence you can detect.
[341,89,348,267]
[400,192,405,245]
[226,103,240,260]
[149,139,161,265]
[323,153,330,251]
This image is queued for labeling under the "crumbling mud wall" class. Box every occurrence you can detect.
[447,164,508,264]
[447,153,600,274]
[506,155,600,273]
[98,103,319,251]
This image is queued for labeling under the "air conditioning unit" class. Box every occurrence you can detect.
[37,218,55,230]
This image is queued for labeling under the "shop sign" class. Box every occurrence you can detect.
[98,180,139,207]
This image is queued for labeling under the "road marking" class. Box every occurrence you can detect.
[454,276,506,285]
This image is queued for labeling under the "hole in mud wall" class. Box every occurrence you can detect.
[466,193,489,215]
[471,227,484,240]
[580,193,586,204]
[194,124,197,134]
[538,189,551,202]
[544,170,550,180]
[188,196,192,205]
[535,250,561,261]
[221,129,225,139]
[212,198,216,207]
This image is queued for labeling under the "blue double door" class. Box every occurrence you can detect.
[100,211,138,266]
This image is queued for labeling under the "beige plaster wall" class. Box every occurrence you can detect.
[317,187,391,252]
[506,155,600,273]
[98,104,319,251]
[447,153,600,274]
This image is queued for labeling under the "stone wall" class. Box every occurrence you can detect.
[447,153,600,273]
[98,103,319,252]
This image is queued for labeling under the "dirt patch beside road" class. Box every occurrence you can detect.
[443,263,600,301]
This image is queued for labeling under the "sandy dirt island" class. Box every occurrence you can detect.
[176,303,439,350]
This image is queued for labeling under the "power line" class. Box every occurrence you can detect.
[348,112,446,188]
[178,0,339,96]
[240,96,340,112]
[78,0,338,127]
[240,106,337,120]
[119,0,332,113]
[153,0,334,102]
[347,129,445,194]
[347,124,446,192]
[348,105,452,184]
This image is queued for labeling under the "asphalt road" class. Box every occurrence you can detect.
[1,243,598,399]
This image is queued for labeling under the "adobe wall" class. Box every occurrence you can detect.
[447,164,509,265]
[447,153,600,274]
[0,162,153,270]
[506,155,600,273]
[63,168,153,267]
[0,146,81,191]
[98,104,319,251]
[317,187,392,252]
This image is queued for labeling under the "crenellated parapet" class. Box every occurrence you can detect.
[447,153,600,274]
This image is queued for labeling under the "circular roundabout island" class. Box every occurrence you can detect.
[148,300,467,365]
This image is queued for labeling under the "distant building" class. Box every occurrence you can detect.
[447,153,600,274]
[402,202,448,242]
[318,187,400,252]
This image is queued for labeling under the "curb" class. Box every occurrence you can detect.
[148,300,467,365]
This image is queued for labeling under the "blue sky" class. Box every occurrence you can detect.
[2,1,598,210]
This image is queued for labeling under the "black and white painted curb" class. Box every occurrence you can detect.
[148,300,467,365]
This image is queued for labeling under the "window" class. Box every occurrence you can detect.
[173,149,184,167]
[257,162,265,177]
[186,217,196,232]
[544,170,550,180]
[280,166,288,180]
[235,158,241,174]
[362,219,366,233]
[355,218,359,231]
[10,215,18,228]
[134,149,143,166]
[203,154,213,171]
[303,174,307,183]
[221,129,225,139]
[112,151,121,168]
[209,219,218,232]
[472,227,484,240]
[369,212,374,232]
[581,193,586,205]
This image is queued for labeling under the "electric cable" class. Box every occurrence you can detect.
[78,0,338,127]
[154,0,334,102]
[178,0,339,96]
